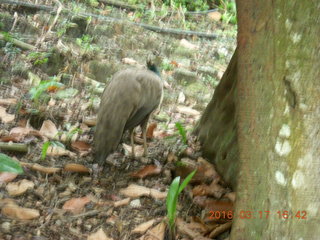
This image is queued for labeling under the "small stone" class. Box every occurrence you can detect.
[1,222,10,233]
[130,199,142,208]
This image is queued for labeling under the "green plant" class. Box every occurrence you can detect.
[76,34,99,53]
[28,52,49,65]
[218,0,237,24]
[175,122,187,145]
[41,141,65,160]
[29,80,64,103]
[161,60,174,71]
[166,170,197,238]
[0,153,23,174]
[163,0,209,11]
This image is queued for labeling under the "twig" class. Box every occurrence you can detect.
[0,33,36,50]
[36,0,62,47]
[0,142,29,152]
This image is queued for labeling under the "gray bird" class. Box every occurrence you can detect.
[94,62,163,165]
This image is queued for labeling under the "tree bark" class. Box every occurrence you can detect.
[196,0,320,238]
[232,0,320,239]
[194,49,238,189]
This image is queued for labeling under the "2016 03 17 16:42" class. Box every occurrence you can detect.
[208,210,307,220]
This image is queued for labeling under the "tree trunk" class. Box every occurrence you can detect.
[194,49,238,189]
[196,0,320,238]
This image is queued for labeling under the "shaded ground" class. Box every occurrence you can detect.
[0,1,236,239]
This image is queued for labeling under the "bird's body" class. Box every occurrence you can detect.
[94,66,163,164]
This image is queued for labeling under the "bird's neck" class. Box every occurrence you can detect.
[147,64,161,77]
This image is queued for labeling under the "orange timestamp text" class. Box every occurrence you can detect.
[208,210,307,220]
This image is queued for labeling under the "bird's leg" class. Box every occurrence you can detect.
[130,128,135,158]
[141,119,149,157]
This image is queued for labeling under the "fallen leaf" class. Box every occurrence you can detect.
[122,58,138,65]
[209,221,232,238]
[208,11,222,21]
[83,117,96,126]
[0,106,15,123]
[178,91,186,104]
[21,162,61,174]
[88,228,113,240]
[2,203,40,220]
[0,172,18,183]
[0,98,17,106]
[6,179,35,196]
[62,196,91,214]
[47,145,76,158]
[132,218,159,234]
[225,192,236,202]
[176,218,209,239]
[176,106,200,117]
[120,184,167,200]
[64,163,90,173]
[141,221,166,240]
[146,123,157,139]
[122,143,144,157]
[39,120,58,139]
[113,198,130,208]
[71,141,91,152]
[0,135,21,142]
[180,39,199,50]
[130,165,162,179]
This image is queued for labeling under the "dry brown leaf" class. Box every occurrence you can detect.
[113,198,130,208]
[21,162,61,174]
[0,135,21,142]
[193,180,226,199]
[2,203,40,220]
[207,11,222,21]
[224,192,236,202]
[64,163,90,173]
[208,221,232,238]
[87,228,113,240]
[39,120,58,139]
[132,218,159,234]
[0,106,15,123]
[120,184,167,200]
[176,106,200,117]
[122,143,144,157]
[83,117,97,126]
[130,165,162,179]
[180,39,199,50]
[62,196,91,214]
[9,126,40,141]
[176,218,209,239]
[6,179,34,196]
[146,123,157,139]
[141,221,166,240]
[122,58,138,65]
[0,98,17,106]
[0,172,18,183]
[47,145,76,158]
[71,141,91,152]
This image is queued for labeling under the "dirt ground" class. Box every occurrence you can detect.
[0,1,236,239]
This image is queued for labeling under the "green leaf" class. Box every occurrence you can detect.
[41,141,51,160]
[55,88,78,99]
[178,170,196,194]
[0,153,23,174]
[175,122,187,144]
[166,176,180,228]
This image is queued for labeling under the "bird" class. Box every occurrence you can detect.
[94,61,163,165]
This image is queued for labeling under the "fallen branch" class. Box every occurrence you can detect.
[0,142,29,152]
[0,33,35,50]
[1,0,217,39]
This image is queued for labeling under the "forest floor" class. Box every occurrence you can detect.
[0,1,236,239]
